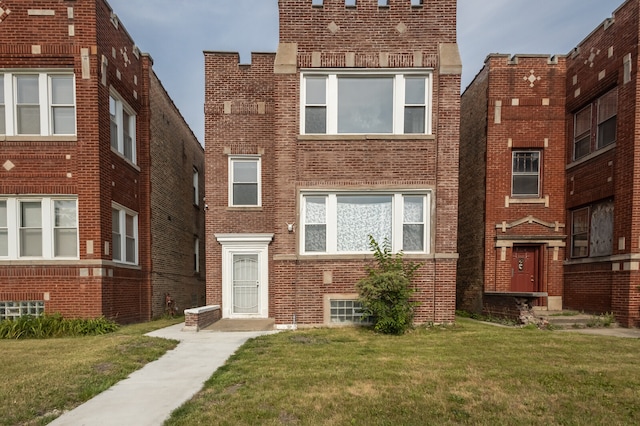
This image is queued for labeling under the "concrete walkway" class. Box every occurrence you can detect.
[50,323,275,426]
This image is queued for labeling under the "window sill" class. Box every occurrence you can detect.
[227,206,262,211]
[298,134,435,141]
[273,252,457,261]
[505,195,549,207]
[0,135,77,142]
[567,143,616,169]
[111,148,140,171]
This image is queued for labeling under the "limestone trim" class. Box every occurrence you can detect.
[274,42,297,74]
[273,253,459,261]
[505,195,549,207]
[496,215,565,233]
[438,43,462,75]
[298,134,435,141]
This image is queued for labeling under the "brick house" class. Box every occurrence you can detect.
[458,0,640,327]
[0,0,204,323]
[204,0,461,328]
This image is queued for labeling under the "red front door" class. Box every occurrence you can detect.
[511,246,539,292]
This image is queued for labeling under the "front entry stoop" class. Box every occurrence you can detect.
[202,318,276,332]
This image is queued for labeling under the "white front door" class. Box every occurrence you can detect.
[232,253,259,315]
[216,233,273,319]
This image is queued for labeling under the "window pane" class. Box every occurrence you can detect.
[0,200,6,228]
[403,224,424,251]
[574,136,590,160]
[305,196,326,223]
[0,105,5,134]
[55,200,76,227]
[20,229,42,257]
[305,224,326,252]
[125,214,135,237]
[574,107,591,136]
[338,77,393,133]
[17,105,41,134]
[0,75,4,103]
[51,76,74,104]
[597,117,616,148]
[598,90,617,122]
[112,209,121,261]
[126,237,136,263]
[0,230,7,257]
[16,75,39,103]
[54,228,77,257]
[52,106,75,134]
[233,183,258,205]
[305,106,326,133]
[403,196,423,222]
[21,202,42,227]
[404,106,425,133]
[405,77,425,104]
[513,176,539,195]
[572,209,589,257]
[337,195,392,252]
[233,161,257,183]
[306,77,326,104]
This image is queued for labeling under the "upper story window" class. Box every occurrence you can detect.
[301,71,432,135]
[110,91,136,164]
[301,191,430,255]
[0,197,78,260]
[193,167,200,206]
[573,88,617,161]
[112,204,138,265]
[512,151,540,197]
[0,72,76,136]
[229,156,261,207]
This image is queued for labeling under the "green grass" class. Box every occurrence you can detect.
[166,318,640,425]
[0,316,182,426]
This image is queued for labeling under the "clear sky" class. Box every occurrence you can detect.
[107,0,622,144]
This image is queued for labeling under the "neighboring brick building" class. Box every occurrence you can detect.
[205,0,461,327]
[458,0,640,327]
[0,0,204,323]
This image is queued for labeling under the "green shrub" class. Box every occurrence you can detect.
[0,314,119,339]
[356,237,421,335]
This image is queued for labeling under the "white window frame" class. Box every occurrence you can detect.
[300,69,432,135]
[193,167,200,206]
[0,71,76,137]
[0,74,5,135]
[111,203,138,265]
[228,156,262,207]
[511,150,541,197]
[109,90,137,164]
[0,197,78,260]
[300,191,430,255]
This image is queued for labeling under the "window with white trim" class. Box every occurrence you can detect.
[109,91,136,163]
[0,197,78,259]
[0,72,76,136]
[229,157,261,207]
[512,151,540,197]
[112,205,138,264]
[301,192,429,254]
[193,167,199,206]
[572,88,617,160]
[301,71,432,135]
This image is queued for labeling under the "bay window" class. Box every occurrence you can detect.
[301,192,430,254]
[0,197,78,260]
[0,71,76,137]
[301,71,432,135]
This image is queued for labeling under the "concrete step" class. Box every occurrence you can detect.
[535,310,618,329]
[202,318,275,332]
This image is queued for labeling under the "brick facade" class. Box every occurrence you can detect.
[205,0,460,327]
[0,0,203,323]
[459,0,640,327]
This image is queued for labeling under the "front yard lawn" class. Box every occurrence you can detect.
[166,318,640,425]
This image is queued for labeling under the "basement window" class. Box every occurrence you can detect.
[0,301,45,320]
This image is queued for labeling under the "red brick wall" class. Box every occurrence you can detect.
[206,0,459,325]
[149,70,206,317]
[1,0,198,323]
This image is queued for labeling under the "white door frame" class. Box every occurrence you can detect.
[215,233,273,319]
